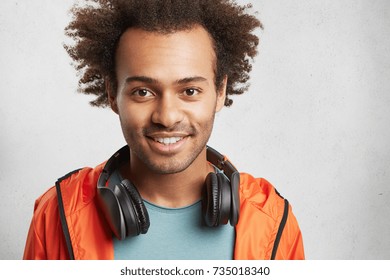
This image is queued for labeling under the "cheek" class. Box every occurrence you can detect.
[187,102,217,127]
[196,96,218,117]
[117,103,148,131]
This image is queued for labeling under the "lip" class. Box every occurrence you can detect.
[146,135,189,155]
[147,132,189,138]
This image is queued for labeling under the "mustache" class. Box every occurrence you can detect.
[142,123,196,135]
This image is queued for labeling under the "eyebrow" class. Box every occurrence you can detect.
[125,76,208,85]
[125,76,157,84]
[175,76,208,85]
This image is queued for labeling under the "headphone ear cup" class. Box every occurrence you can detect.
[202,172,233,227]
[97,185,127,240]
[229,171,240,226]
[203,173,220,227]
[216,173,232,226]
[97,179,150,239]
[113,182,140,238]
[121,179,150,235]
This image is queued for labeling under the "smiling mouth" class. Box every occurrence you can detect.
[153,137,184,145]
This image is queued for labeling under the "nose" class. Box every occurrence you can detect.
[151,94,184,128]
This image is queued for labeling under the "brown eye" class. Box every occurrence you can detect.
[133,89,152,97]
[184,88,199,96]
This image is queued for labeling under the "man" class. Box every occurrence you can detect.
[23,0,304,260]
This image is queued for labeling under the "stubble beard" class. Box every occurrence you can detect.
[124,117,216,175]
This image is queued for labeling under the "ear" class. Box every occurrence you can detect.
[215,76,227,112]
[106,78,118,114]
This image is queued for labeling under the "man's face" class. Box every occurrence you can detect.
[110,26,226,174]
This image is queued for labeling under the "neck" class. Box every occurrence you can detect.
[121,148,214,208]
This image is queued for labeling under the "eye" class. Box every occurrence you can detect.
[132,88,153,97]
[184,88,200,96]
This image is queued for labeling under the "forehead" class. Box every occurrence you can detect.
[115,25,217,81]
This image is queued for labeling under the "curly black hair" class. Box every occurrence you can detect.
[64,0,262,107]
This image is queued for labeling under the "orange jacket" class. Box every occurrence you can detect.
[23,163,304,260]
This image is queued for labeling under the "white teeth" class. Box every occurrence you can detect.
[155,137,182,145]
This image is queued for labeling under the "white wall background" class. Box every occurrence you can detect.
[0,0,389,260]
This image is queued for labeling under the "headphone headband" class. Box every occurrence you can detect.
[206,146,237,179]
[97,145,130,188]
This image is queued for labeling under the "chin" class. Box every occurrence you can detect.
[145,158,192,175]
